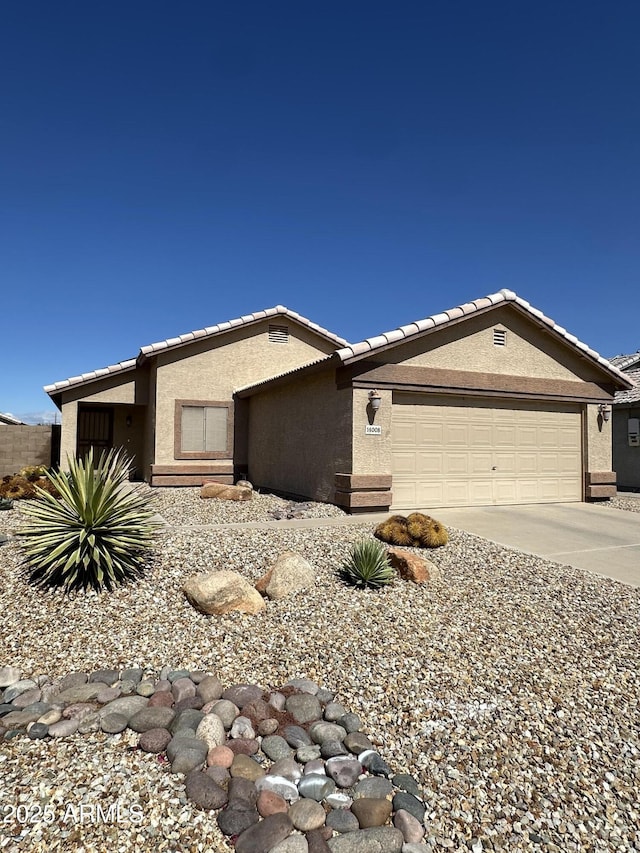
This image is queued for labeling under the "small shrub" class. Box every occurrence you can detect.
[374,515,414,547]
[19,448,160,592]
[374,512,448,549]
[0,476,36,501]
[417,518,448,547]
[19,465,48,482]
[340,538,395,589]
[406,511,433,541]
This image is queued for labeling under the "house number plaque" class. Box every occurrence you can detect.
[365,425,382,435]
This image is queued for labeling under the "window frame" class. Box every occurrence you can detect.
[174,399,234,459]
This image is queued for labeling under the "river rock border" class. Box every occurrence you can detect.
[0,666,429,852]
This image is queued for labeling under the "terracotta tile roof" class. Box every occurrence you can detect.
[138,305,347,356]
[334,288,632,387]
[614,367,640,405]
[238,289,632,395]
[44,359,138,394]
[45,306,348,396]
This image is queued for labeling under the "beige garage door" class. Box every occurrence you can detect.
[391,394,583,509]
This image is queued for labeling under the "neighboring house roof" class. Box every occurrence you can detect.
[610,352,640,371]
[613,367,640,405]
[237,289,633,395]
[0,412,24,425]
[44,306,348,397]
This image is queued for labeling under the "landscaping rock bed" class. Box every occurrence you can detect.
[0,668,425,851]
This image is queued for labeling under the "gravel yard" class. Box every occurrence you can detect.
[0,493,639,852]
[607,495,640,514]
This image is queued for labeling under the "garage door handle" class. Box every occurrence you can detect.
[491,466,497,470]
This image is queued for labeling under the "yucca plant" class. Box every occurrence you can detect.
[339,538,395,589]
[19,448,160,592]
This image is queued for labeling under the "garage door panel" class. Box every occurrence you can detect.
[538,453,560,473]
[516,480,540,502]
[446,453,469,475]
[470,452,493,473]
[391,451,417,474]
[393,422,416,445]
[469,425,493,447]
[444,481,473,504]
[558,453,580,474]
[494,425,517,447]
[494,480,518,503]
[468,481,494,504]
[558,428,580,448]
[517,453,538,474]
[416,481,445,505]
[517,426,538,448]
[416,452,444,475]
[392,397,582,509]
[446,424,469,445]
[494,452,517,474]
[417,422,444,444]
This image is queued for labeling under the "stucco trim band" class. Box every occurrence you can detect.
[341,364,616,402]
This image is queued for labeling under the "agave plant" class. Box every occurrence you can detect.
[19,448,159,592]
[339,538,395,589]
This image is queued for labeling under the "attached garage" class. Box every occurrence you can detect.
[391,394,582,508]
[238,290,633,512]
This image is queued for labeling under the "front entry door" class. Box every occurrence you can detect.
[77,406,114,459]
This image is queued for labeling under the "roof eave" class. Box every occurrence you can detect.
[235,353,340,398]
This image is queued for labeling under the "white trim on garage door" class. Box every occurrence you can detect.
[391,393,583,509]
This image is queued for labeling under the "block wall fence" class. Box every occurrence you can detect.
[0,425,60,475]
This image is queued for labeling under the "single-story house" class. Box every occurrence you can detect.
[45,289,632,512]
[610,352,640,490]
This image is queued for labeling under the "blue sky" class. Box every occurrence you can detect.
[2,1,639,420]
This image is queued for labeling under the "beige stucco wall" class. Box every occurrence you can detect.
[584,403,613,473]
[351,388,393,474]
[385,307,606,383]
[59,400,78,466]
[154,321,337,467]
[247,370,351,501]
[142,362,157,480]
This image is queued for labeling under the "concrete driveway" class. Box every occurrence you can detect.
[434,501,640,587]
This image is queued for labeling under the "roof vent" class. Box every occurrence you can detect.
[269,324,289,344]
[493,329,507,347]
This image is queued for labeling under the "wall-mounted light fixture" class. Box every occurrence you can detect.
[368,390,382,412]
[598,403,611,423]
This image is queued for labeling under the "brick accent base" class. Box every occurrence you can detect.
[585,471,617,500]
[150,463,233,487]
[334,473,392,513]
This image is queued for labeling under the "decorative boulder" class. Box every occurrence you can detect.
[255,552,315,600]
[387,548,440,583]
[201,483,252,501]
[184,571,266,615]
